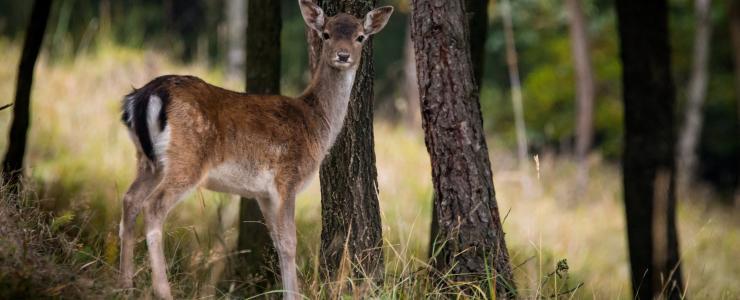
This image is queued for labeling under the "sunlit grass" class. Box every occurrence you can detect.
[0,40,737,299]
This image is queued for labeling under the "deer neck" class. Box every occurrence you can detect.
[301,62,358,152]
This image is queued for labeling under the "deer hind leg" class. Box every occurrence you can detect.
[120,161,160,289]
[143,165,206,300]
[257,183,299,300]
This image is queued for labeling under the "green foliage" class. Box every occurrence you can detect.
[478,0,738,197]
[483,0,624,158]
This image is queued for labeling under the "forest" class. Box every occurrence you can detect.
[0,0,737,299]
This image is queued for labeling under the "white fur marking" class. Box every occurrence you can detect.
[324,70,356,149]
[146,95,171,167]
[146,230,162,244]
[154,126,171,167]
[147,95,163,138]
[119,220,125,239]
[204,163,276,199]
[363,11,375,32]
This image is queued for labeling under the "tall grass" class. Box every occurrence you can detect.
[0,39,737,298]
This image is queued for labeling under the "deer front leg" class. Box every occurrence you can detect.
[258,189,299,300]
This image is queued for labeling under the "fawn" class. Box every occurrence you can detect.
[118,1,393,299]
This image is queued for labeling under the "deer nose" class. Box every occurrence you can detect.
[337,51,350,62]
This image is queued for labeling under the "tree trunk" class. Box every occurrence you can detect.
[306,0,385,286]
[167,0,205,62]
[428,0,489,260]
[565,0,595,192]
[500,0,528,169]
[465,0,488,87]
[402,22,421,128]
[225,0,246,79]
[411,0,515,298]
[615,1,684,298]
[237,0,281,291]
[678,0,713,186]
[2,0,52,190]
[730,0,740,205]
[245,0,281,93]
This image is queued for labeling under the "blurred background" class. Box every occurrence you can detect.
[0,0,737,298]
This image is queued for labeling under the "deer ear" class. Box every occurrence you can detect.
[363,6,393,36]
[299,0,325,33]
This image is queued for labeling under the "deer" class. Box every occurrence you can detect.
[117,1,393,299]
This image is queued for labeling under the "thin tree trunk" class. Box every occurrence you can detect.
[168,0,205,62]
[730,0,740,205]
[306,0,385,287]
[500,0,528,169]
[615,1,684,298]
[411,0,515,297]
[678,0,713,186]
[565,0,595,192]
[402,23,421,128]
[2,0,52,190]
[466,0,488,86]
[225,0,246,79]
[237,0,281,291]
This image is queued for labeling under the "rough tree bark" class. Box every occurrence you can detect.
[428,0,489,259]
[2,0,52,189]
[237,0,281,289]
[306,0,385,285]
[411,0,515,297]
[615,1,685,298]
[678,0,713,186]
[565,0,595,192]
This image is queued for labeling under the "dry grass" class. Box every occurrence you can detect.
[0,39,737,299]
[0,183,113,298]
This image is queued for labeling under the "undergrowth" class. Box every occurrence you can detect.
[0,182,113,298]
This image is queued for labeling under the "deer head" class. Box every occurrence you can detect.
[299,0,393,70]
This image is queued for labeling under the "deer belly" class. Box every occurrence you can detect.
[203,163,275,199]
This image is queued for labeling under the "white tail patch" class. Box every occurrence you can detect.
[147,95,170,167]
[154,127,171,167]
[147,95,163,138]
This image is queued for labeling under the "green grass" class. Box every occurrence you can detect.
[0,39,738,299]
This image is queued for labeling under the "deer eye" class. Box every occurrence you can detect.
[322,32,330,40]
[356,35,365,43]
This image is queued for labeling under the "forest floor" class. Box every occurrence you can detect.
[0,40,738,299]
